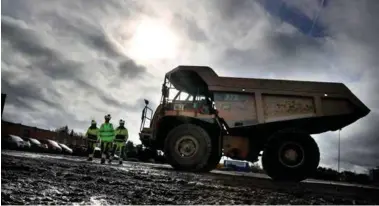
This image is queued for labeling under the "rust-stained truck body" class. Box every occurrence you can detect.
[139,65,370,182]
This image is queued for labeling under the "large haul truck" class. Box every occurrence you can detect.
[139,65,370,182]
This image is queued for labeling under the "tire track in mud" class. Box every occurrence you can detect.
[1,152,379,205]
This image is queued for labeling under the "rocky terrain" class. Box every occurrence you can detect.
[2,151,379,205]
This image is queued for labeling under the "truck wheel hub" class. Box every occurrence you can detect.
[284,149,298,161]
[175,135,199,158]
[278,142,305,168]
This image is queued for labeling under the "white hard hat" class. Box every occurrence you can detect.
[91,120,96,124]
[105,114,111,119]
[119,119,125,124]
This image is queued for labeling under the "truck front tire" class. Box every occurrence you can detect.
[199,151,222,172]
[262,130,320,182]
[164,124,213,172]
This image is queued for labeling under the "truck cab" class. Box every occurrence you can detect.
[139,73,220,150]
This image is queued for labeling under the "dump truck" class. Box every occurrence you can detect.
[139,65,370,182]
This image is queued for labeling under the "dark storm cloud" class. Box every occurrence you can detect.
[210,0,267,37]
[1,0,149,135]
[87,33,123,58]
[338,113,379,168]
[118,59,147,78]
[321,0,379,42]
[221,38,329,76]
[213,0,379,170]
[1,4,148,100]
[1,16,84,81]
[49,9,147,79]
[215,0,256,21]
[99,96,121,108]
[221,48,261,69]
[51,77,141,113]
[1,71,63,110]
[266,32,325,57]
[208,0,331,74]
[33,59,83,81]
[218,0,379,74]
[1,0,33,21]
[50,14,123,59]
[4,0,147,81]
[99,95,140,111]
[171,13,208,42]
[315,112,379,171]
[214,0,379,83]
[256,0,328,37]
[2,16,54,58]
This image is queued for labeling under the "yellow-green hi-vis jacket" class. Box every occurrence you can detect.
[85,127,100,142]
[114,126,128,143]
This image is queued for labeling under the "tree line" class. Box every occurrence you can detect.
[55,125,83,137]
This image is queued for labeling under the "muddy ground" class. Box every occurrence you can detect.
[2,151,379,205]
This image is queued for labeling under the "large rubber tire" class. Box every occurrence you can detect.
[262,130,320,182]
[199,151,222,172]
[164,124,212,172]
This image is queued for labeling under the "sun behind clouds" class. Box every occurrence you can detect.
[126,18,179,63]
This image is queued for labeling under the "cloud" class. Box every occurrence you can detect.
[2,0,378,172]
[171,13,208,43]
[1,73,62,111]
[118,59,147,78]
[1,0,154,136]
[207,0,379,172]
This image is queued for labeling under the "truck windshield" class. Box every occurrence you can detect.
[168,89,193,102]
[163,77,212,111]
[165,78,207,102]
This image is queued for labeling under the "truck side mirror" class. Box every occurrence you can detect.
[141,107,146,121]
[162,85,169,97]
[144,99,149,105]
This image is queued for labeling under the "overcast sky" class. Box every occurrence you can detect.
[2,0,378,173]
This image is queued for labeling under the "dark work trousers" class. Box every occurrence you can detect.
[111,141,126,160]
[100,141,113,159]
[87,141,97,156]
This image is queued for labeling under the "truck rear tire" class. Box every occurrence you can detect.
[164,124,212,172]
[262,130,320,182]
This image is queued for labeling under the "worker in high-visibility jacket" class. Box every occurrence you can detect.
[85,120,100,161]
[99,114,115,164]
[111,119,129,165]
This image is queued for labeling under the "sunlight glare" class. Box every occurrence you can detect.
[128,19,179,62]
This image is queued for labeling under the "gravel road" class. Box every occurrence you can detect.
[2,151,379,205]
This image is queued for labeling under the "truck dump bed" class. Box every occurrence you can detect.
[166,66,370,135]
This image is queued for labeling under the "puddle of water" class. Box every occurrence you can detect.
[73,195,109,206]
[41,185,63,196]
[89,195,109,206]
[3,151,83,162]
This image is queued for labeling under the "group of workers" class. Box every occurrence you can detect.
[84,114,129,165]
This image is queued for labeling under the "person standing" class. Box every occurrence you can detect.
[111,119,129,165]
[99,114,115,164]
[85,120,100,161]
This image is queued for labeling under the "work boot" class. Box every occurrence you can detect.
[87,154,94,162]
[101,154,106,164]
[119,160,123,165]
[108,153,113,164]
